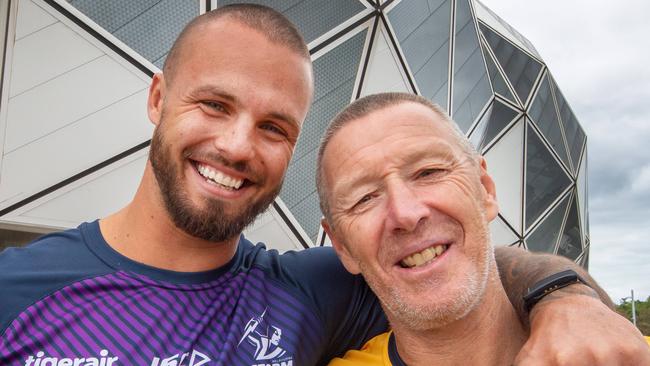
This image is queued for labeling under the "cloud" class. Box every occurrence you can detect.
[481,0,650,302]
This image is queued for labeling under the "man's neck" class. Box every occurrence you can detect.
[99,167,239,272]
[391,268,528,366]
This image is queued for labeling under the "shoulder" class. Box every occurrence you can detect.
[238,239,362,303]
[328,332,392,366]
[0,222,113,333]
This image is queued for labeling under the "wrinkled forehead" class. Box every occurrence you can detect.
[321,103,462,187]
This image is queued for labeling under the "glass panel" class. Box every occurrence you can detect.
[471,99,518,151]
[69,0,199,68]
[479,23,542,105]
[387,0,451,108]
[525,120,572,229]
[557,193,583,261]
[451,0,491,133]
[528,74,571,170]
[218,0,366,44]
[473,4,541,61]
[480,41,516,104]
[550,76,586,174]
[582,243,589,269]
[280,29,367,240]
[526,193,569,254]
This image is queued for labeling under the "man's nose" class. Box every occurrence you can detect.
[213,115,255,162]
[385,180,429,233]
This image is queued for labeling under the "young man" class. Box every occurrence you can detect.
[0,5,645,366]
[319,93,650,365]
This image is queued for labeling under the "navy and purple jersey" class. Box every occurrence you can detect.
[0,221,387,366]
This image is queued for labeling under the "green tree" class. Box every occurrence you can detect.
[617,296,650,336]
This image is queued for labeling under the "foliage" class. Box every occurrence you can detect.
[616,296,650,336]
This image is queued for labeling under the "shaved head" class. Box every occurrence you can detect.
[163,4,310,85]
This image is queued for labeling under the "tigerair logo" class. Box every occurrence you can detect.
[238,308,293,366]
[150,349,211,366]
[25,350,118,366]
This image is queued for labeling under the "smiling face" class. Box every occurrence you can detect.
[321,101,499,330]
[147,18,313,242]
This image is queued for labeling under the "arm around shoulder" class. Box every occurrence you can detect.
[494,246,650,365]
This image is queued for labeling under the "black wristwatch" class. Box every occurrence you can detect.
[523,269,586,312]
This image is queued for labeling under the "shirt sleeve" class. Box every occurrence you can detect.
[274,246,389,365]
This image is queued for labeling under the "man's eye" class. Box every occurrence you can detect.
[418,168,443,179]
[355,194,373,207]
[260,123,287,137]
[202,101,226,112]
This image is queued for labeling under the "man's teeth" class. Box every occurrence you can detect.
[197,164,244,190]
[400,245,448,268]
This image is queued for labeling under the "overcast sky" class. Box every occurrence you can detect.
[480,0,650,303]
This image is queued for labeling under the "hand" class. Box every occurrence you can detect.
[514,286,650,365]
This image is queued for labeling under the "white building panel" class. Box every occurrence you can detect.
[576,147,587,237]
[5,56,147,153]
[244,208,306,253]
[0,89,151,206]
[489,215,518,247]
[359,25,410,96]
[10,21,103,97]
[14,0,56,40]
[484,119,524,234]
[7,152,147,229]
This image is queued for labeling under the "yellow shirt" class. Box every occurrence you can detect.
[329,332,396,366]
[646,336,650,346]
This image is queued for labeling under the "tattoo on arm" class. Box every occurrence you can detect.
[494,246,615,328]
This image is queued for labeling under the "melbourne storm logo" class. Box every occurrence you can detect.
[238,308,293,366]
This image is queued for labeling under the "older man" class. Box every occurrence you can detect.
[0,4,645,366]
[319,93,650,365]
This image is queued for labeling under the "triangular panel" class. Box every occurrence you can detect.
[218,0,367,45]
[525,192,570,254]
[525,120,572,229]
[480,41,517,104]
[70,0,200,68]
[469,99,519,152]
[386,0,452,109]
[451,0,492,133]
[484,118,524,234]
[479,23,542,106]
[550,76,586,174]
[557,192,583,261]
[473,3,542,61]
[489,215,519,247]
[359,23,411,96]
[9,153,148,228]
[576,147,588,238]
[280,28,368,242]
[528,74,571,170]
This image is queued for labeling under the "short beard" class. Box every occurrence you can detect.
[149,122,280,242]
[362,212,493,331]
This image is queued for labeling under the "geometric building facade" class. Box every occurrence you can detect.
[0,0,589,267]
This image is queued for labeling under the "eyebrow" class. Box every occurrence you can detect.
[332,140,457,194]
[189,85,300,128]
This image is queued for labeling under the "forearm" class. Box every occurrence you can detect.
[494,246,615,327]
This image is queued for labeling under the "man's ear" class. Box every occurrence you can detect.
[321,219,361,275]
[478,157,499,222]
[147,73,166,127]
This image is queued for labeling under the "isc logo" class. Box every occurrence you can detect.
[150,349,211,366]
